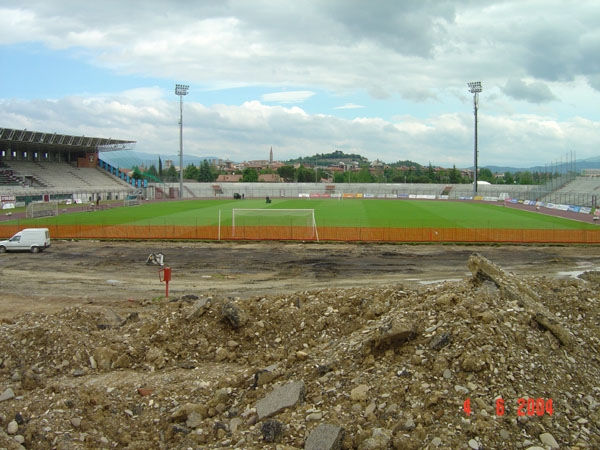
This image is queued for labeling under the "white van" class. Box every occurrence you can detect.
[0,228,51,253]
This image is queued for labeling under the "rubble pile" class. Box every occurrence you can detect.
[0,254,599,449]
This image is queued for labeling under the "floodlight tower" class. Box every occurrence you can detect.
[175,83,189,198]
[468,81,482,197]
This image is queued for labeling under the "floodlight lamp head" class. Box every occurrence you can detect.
[175,84,189,96]
[468,81,482,93]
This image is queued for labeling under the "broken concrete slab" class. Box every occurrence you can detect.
[186,297,211,320]
[467,253,574,349]
[304,423,345,450]
[256,380,306,419]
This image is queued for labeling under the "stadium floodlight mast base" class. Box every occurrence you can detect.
[175,84,189,199]
[468,81,482,197]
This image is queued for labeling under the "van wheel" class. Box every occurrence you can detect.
[31,246,40,254]
[0,246,6,253]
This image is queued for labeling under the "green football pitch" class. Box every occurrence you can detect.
[9,198,597,230]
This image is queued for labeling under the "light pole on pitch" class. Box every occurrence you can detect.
[468,81,482,198]
[175,83,189,199]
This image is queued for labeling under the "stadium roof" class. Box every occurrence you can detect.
[0,127,136,154]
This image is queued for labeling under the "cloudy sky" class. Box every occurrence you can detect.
[1,1,599,169]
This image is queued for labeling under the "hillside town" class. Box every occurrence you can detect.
[142,148,559,186]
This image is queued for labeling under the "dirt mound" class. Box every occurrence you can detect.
[1,255,599,449]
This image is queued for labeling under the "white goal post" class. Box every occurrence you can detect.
[229,209,319,241]
[26,201,59,218]
[124,197,141,207]
[124,192,142,207]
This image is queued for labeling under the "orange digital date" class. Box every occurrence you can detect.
[463,398,553,417]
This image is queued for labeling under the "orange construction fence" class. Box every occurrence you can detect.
[1,224,599,244]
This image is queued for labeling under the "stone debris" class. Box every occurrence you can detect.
[305,423,345,450]
[7,420,18,435]
[363,318,416,354]
[220,300,248,328]
[0,387,15,402]
[468,438,480,449]
[429,330,452,350]
[185,297,211,320]
[256,380,306,419]
[539,432,560,449]
[260,418,285,442]
[253,363,282,388]
[0,256,599,449]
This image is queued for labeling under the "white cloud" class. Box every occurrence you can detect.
[334,103,364,110]
[1,1,600,169]
[502,79,557,104]
[261,91,315,104]
[0,8,38,44]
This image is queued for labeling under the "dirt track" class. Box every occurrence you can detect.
[1,240,599,318]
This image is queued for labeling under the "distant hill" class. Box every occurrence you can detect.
[101,148,600,174]
[286,150,369,166]
[285,151,424,169]
[99,150,218,169]
[487,156,600,174]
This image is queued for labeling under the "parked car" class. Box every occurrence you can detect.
[0,228,51,253]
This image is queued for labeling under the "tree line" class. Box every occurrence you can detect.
[132,156,562,185]
[133,159,219,183]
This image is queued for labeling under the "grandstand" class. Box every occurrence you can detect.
[540,176,600,207]
[2,160,133,199]
[0,127,138,205]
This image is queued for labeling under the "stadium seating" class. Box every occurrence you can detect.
[551,177,600,194]
[0,160,132,200]
[0,161,20,186]
[539,177,600,207]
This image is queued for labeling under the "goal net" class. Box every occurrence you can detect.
[124,197,141,207]
[26,200,59,218]
[231,209,319,241]
[124,192,142,207]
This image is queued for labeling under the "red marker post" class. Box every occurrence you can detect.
[158,267,171,298]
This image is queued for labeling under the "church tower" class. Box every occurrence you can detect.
[269,146,273,164]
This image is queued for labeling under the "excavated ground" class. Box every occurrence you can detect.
[0,240,599,449]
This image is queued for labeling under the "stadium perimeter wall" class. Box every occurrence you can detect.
[158,180,598,207]
[0,224,598,244]
[159,182,538,201]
